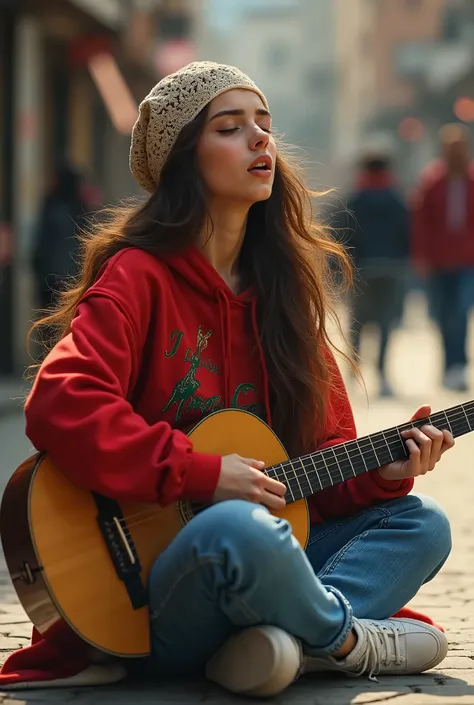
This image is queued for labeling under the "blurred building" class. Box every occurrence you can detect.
[397,0,474,152]
[334,0,474,188]
[0,0,197,374]
[369,0,455,186]
[198,0,338,184]
[334,0,376,173]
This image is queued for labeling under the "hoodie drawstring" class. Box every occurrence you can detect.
[251,298,273,428]
[217,290,232,408]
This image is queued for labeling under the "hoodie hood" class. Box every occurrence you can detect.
[163,245,254,302]
[162,246,272,426]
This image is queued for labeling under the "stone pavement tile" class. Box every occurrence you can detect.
[0,683,417,705]
[436,657,474,669]
[411,689,474,699]
[1,672,473,705]
[385,697,474,704]
[0,624,30,644]
[0,616,30,627]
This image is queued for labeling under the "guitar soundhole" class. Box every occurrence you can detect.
[178,501,209,526]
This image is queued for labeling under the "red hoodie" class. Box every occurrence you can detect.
[0,245,420,688]
[412,159,474,269]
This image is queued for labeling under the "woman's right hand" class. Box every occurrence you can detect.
[213,454,287,510]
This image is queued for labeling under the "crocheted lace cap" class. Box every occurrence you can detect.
[129,61,269,193]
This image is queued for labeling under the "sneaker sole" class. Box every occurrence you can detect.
[206,626,302,698]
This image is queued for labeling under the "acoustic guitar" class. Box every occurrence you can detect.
[0,404,472,659]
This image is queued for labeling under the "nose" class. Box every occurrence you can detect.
[249,125,270,151]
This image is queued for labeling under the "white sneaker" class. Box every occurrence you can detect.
[206,626,302,698]
[305,617,449,681]
[205,618,448,697]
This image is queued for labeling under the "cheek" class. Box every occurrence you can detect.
[198,138,244,187]
[208,142,243,173]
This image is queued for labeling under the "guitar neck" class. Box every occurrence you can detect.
[266,400,474,505]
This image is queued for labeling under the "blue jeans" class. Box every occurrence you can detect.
[428,270,472,370]
[137,494,451,676]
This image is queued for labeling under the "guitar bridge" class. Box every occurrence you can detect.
[93,493,147,610]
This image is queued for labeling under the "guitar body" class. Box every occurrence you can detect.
[0,410,309,658]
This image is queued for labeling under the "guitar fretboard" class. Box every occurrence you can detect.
[265,400,474,505]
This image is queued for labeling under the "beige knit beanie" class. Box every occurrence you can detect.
[129,61,269,193]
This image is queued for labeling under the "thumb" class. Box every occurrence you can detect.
[410,404,431,422]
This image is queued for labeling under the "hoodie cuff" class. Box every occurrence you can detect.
[369,468,413,493]
[182,452,222,502]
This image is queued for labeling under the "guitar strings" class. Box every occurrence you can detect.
[120,412,470,529]
[55,410,471,540]
[122,409,472,529]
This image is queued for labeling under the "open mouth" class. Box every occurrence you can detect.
[248,155,272,173]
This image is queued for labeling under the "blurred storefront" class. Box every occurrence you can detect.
[0,0,18,375]
[0,0,197,375]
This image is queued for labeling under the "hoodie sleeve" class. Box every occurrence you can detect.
[307,351,413,522]
[24,249,222,506]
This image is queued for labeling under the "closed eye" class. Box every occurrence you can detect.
[217,126,272,135]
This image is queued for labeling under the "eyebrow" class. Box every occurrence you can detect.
[208,108,271,122]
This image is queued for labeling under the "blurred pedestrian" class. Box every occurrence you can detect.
[344,148,409,397]
[412,123,474,392]
[31,161,87,311]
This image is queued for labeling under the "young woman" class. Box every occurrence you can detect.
[6,62,453,697]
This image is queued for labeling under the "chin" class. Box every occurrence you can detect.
[248,185,273,203]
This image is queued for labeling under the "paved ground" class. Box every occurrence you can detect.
[0,293,474,703]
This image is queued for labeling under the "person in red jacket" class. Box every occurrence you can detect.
[1,62,454,697]
[412,123,474,392]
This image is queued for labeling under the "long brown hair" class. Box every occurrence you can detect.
[29,106,353,457]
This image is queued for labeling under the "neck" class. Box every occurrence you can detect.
[198,201,250,291]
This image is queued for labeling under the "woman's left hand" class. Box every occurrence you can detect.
[377,405,455,482]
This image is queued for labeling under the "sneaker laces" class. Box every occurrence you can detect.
[352,620,402,682]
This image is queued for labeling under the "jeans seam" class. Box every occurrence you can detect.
[150,556,224,622]
[318,532,368,577]
[317,511,391,578]
[231,595,262,623]
[307,506,392,547]
[150,556,262,625]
